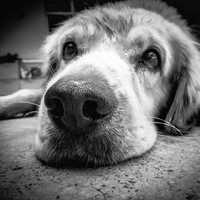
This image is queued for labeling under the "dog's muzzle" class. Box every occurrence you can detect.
[44,75,118,133]
[36,49,157,166]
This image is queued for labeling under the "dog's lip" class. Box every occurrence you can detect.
[48,113,102,136]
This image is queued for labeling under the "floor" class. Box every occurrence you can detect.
[0,117,200,200]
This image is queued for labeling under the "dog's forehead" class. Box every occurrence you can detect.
[59,7,167,39]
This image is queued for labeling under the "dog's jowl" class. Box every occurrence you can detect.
[1,0,200,167]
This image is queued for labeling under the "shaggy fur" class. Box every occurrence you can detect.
[1,0,200,167]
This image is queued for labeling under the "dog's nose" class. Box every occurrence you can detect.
[44,78,117,131]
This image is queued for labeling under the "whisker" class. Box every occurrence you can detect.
[24,110,39,116]
[153,121,183,135]
[151,116,171,124]
[151,116,183,135]
[17,101,40,107]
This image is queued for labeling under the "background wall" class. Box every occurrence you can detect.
[0,0,48,60]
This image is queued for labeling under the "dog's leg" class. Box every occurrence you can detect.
[0,89,43,119]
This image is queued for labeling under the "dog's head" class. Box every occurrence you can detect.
[35,1,200,167]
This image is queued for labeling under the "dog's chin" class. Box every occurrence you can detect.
[35,106,157,167]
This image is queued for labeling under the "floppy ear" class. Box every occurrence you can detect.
[164,33,200,135]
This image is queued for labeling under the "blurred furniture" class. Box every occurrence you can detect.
[0,59,44,96]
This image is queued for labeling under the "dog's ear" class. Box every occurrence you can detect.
[164,31,200,135]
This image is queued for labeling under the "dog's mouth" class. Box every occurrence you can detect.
[36,124,125,167]
[35,93,157,167]
[36,94,126,167]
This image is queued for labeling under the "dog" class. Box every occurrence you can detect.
[0,0,200,167]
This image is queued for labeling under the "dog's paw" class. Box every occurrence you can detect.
[0,89,42,120]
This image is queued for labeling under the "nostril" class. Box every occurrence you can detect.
[45,97,64,117]
[82,100,108,120]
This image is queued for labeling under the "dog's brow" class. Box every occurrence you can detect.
[63,23,99,40]
[94,14,134,36]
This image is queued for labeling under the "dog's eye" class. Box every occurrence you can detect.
[63,41,78,60]
[140,48,161,70]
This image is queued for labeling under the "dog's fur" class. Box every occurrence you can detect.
[1,0,200,167]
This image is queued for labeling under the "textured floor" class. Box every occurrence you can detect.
[0,117,200,200]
